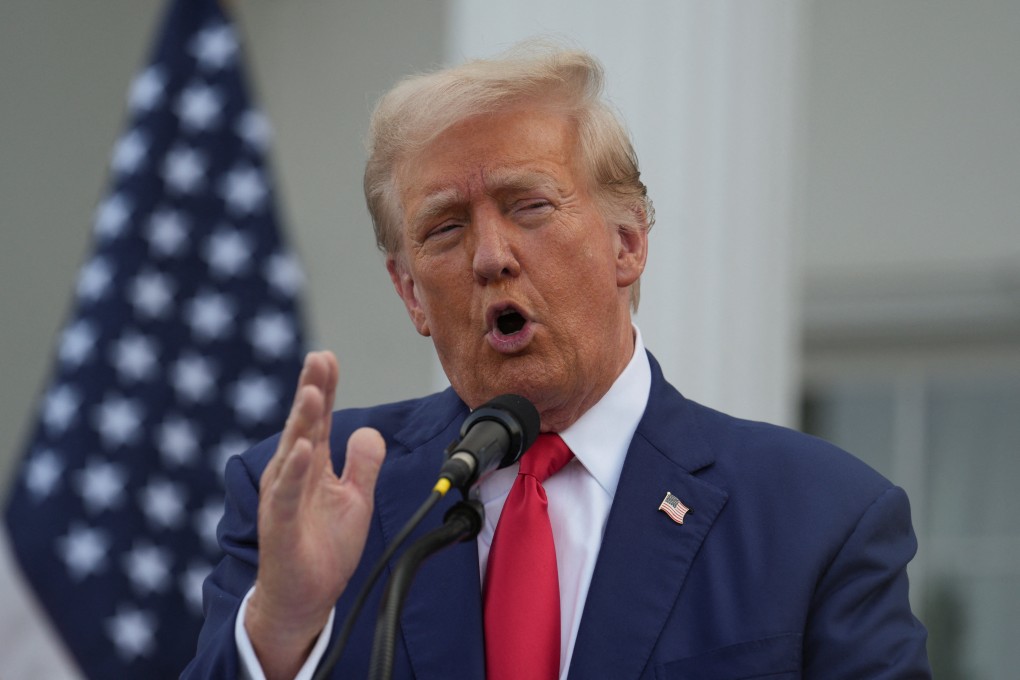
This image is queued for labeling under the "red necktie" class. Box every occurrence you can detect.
[484,433,574,680]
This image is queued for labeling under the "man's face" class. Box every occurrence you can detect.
[387,106,647,430]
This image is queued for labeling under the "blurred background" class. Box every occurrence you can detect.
[1,0,1017,677]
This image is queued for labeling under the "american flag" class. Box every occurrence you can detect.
[658,492,690,525]
[3,0,305,677]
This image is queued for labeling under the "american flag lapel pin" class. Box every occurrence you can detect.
[658,491,691,525]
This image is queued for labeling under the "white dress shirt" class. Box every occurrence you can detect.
[237,329,651,680]
[474,328,649,679]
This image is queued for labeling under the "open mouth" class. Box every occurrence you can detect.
[496,308,527,335]
[486,303,533,353]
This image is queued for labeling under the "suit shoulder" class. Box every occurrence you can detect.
[328,393,438,438]
[235,390,456,478]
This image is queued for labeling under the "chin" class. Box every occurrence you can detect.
[492,375,564,413]
[446,344,570,405]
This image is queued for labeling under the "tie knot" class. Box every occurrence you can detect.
[519,433,573,483]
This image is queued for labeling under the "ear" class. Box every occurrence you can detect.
[615,220,648,289]
[386,255,431,337]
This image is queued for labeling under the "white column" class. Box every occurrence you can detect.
[447,0,808,426]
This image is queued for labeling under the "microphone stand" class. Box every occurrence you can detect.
[368,500,484,680]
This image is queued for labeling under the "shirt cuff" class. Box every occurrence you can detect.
[235,585,337,680]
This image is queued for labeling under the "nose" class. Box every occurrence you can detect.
[471,209,521,284]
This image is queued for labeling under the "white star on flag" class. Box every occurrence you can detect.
[237,109,271,150]
[180,561,213,614]
[75,458,128,514]
[249,310,296,358]
[111,129,148,176]
[230,372,280,424]
[194,501,223,551]
[205,227,253,277]
[105,606,157,660]
[146,208,190,257]
[129,270,175,318]
[24,449,64,500]
[123,542,173,595]
[191,22,237,69]
[220,164,267,215]
[94,193,132,240]
[140,478,187,530]
[111,332,159,382]
[171,353,217,402]
[212,433,252,478]
[57,523,111,580]
[176,82,223,131]
[265,251,305,296]
[186,290,236,340]
[43,384,80,434]
[76,257,114,302]
[93,395,145,448]
[60,319,98,367]
[128,66,165,112]
[157,416,200,466]
[163,145,207,194]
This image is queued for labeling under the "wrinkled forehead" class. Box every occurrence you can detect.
[395,108,586,200]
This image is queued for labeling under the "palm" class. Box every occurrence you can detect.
[246,352,384,678]
[273,434,378,606]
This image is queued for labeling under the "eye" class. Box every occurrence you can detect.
[513,198,554,219]
[426,222,463,239]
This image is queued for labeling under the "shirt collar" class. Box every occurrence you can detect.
[557,326,651,499]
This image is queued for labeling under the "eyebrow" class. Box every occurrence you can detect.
[409,187,463,233]
[408,168,562,233]
[483,168,560,194]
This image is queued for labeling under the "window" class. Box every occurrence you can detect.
[803,344,1020,678]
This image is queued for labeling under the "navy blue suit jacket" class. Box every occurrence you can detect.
[184,354,930,678]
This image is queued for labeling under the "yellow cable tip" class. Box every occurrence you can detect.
[433,478,452,496]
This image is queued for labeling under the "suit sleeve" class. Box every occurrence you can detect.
[180,452,263,678]
[804,485,931,678]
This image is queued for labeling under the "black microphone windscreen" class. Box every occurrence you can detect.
[483,393,540,452]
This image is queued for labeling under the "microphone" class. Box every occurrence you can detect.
[437,394,540,492]
[318,398,537,680]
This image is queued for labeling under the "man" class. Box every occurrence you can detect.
[185,47,931,679]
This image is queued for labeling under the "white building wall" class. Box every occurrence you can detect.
[448,0,808,425]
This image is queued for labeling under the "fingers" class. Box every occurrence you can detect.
[318,351,339,447]
[340,427,386,497]
[274,356,315,466]
[265,437,314,524]
[264,352,335,488]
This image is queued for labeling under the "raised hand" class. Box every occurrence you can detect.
[244,351,385,680]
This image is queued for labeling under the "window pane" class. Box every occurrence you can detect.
[802,374,1020,678]
[801,383,897,480]
[924,573,1020,679]
[925,379,1020,536]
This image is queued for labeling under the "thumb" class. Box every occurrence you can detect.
[340,427,385,494]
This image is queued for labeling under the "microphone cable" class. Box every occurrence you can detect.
[311,477,453,680]
[311,393,537,678]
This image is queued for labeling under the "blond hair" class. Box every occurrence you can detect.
[364,43,654,307]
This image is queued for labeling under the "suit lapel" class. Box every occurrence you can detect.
[372,391,487,679]
[568,357,729,680]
